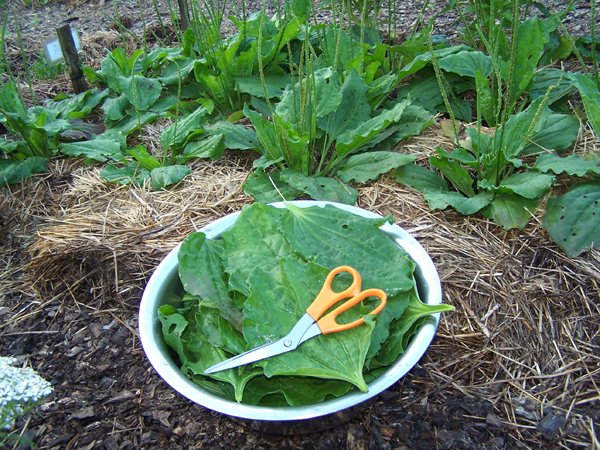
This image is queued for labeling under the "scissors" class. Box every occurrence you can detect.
[204,266,387,374]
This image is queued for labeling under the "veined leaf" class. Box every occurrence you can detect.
[337,152,417,183]
[158,305,259,402]
[46,88,109,119]
[276,68,342,123]
[535,153,600,177]
[494,171,555,199]
[423,190,493,215]
[243,375,352,406]
[387,104,435,144]
[281,203,415,295]
[182,134,225,161]
[531,68,574,104]
[178,233,242,330]
[102,95,130,122]
[570,72,600,137]
[482,194,539,230]
[522,112,580,155]
[429,153,475,197]
[438,50,493,78]
[242,169,302,203]
[280,169,358,205]
[59,138,124,162]
[205,121,259,150]
[122,75,162,111]
[243,105,284,163]
[222,203,294,297]
[394,163,449,192]
[99,161,150,186]
[335,99,410,157]
[128,145,161,170]
[542,182,600,256]
[243,259,372,391]
[495,97,546,161]
[160,101,214,150]
[318,70,371,142]
[371,289,454,368]
[235,74,289,99]
[0,157,48,185]
[149,165,191,190]
[501,17,551,101]
[108,109,160,136]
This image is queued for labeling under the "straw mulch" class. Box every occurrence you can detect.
[1,121,598,448]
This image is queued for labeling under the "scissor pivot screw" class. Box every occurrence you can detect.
[283,339,292,348]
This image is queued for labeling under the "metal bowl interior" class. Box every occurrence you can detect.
[139,201,442,428]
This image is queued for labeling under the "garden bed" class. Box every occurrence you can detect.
[1,1,599,449]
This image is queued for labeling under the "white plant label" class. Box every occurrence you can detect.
[43,27,81,64]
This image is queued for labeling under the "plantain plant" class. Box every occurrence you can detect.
[393,0,600,255]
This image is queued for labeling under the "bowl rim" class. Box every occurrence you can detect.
[139,200,443,421]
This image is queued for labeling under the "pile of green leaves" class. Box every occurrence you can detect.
[158,203,453,406]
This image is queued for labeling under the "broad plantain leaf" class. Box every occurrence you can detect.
[150,165,191,190]
[242,169,303,202]
[100,161,150,186]
[160,101,214,150]
[243,259,373,391]
[337,152,417,183]
[423,190,493,215]
[221,203,295,296]
[481,194,539,230]
[570,72,600,137]
[429,153,475,197]
[370,289,454,368]
[318,70,371,141]
[335,99,410,157]
[280,169,358,205]
[494,171,555,199]
[235,74,289,99]
[281,203,418,359]
[122,75,162,111]
[542,182,600,256]
[276,68,342,125]
[522,112,580,155]
[182,134,225,161]
[243,375,352,406]
[531,68,574,104]
[178,233,242,329]
[0,157,48,185]
[438,50,493,78]
[535,153,600,177]
[281,203,415,295]
[205,121,259,150]
[59,138,124,162]
[394,163,449,192]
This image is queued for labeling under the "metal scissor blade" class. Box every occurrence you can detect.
[203,339,292,374]
[204,314,319,374]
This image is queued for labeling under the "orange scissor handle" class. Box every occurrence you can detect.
[306,266,362,320]
[316,288,387,334]
[306,266,387,335]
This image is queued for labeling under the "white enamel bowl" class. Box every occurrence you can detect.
[139,201,443,433]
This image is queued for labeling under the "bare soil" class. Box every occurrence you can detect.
[1,1,599,450]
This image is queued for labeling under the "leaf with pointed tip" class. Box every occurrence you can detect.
[280,169,358,205]
[481,194,539,230]
[542,183,600,256]
[337,152,417,183]
[535,153,600,177]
